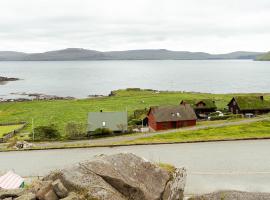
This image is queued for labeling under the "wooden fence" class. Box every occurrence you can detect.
[0,122,27,143]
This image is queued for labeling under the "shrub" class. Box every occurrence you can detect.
[31,124,60,140]
[90,128,113,136]
[210,114,242,121]
[65,122,87,139]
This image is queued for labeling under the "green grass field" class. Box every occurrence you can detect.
[0,124,23,137]
[121,120,270,145]
[0,89,269,138]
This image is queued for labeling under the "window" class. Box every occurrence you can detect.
[102,122,106,127]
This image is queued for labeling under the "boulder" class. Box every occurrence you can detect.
[35,181,53,200]
[83,153,170,200]
[0,189,25,198]
[189,190,270,200]
[44,153,186,200]
[44,190,59,200]
[15,193,36,200]
[162,168,187,200]
[44,165,126,200]
[52,179,68,198]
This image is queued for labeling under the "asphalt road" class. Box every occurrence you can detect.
[1,139,270,195]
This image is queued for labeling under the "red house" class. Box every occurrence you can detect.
[147,105,197,131]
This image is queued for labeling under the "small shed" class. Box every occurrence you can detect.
[88,111,128,132]
[147,104,197,131]
[227,96,270,115]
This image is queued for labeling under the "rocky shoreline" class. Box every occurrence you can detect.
[0,76,20,82]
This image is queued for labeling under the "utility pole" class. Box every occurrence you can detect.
[32,118,35,141]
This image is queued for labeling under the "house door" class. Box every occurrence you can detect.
[172,121,177,128]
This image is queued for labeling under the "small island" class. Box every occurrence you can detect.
[0,76,20,83]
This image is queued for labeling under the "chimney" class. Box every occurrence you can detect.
[260,96,264,101]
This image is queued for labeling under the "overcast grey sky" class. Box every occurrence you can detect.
[0,0,270,53]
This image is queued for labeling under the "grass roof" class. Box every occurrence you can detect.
[233,96,270,110]
[181,99,217,110]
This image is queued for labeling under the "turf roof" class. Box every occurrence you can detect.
[231,96,270,111]
[180,99,217,110]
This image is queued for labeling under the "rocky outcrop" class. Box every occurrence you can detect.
[44,153,187,200]
[0,76,19,82]
[188,190,270,200]
[0,153,186,200]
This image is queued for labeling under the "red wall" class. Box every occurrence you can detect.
[148,112,196,131]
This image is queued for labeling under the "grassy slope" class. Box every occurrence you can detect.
[0,124,23,137]
[0,89,269,136]
[256,52,270,61]
[121,120,270,145]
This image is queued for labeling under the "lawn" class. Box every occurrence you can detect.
[121,120,270,145]
[0,124,23,138]
[0,89,269,137]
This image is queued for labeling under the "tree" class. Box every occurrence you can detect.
[30,124,60,140]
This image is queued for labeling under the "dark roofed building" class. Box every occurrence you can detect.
[180,99,217,117]
[228,96,270,115]
[147,105,197,131]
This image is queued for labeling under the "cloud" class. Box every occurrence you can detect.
[0,0,270,53]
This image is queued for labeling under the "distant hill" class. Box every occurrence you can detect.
[256,52,270,61]
[0,48,265,61]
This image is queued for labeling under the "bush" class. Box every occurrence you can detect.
[210,114,242,121]
[30,124,60,140]
[90,128,113,136]
[65,122,87,139]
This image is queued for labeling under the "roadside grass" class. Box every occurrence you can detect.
[0,89,269,138]
[120,120,270,145]
[0,124,23,137]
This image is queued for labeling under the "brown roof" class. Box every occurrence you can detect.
[148,105,197,122]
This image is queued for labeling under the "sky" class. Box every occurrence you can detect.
[0,0,270,53]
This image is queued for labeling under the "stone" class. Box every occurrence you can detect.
[82,153,171,200]
[44,166,126,200]
[162,168,187,200]
[0,189,25,198]
[61,192,80,200]
[35,181,53,200]
[52,179,68,198]
[44,190,59,200]
[44,153,186,200]
[189,190,270,200]
[15,193,36,200]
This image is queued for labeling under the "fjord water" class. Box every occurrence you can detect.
[1,60,270,98]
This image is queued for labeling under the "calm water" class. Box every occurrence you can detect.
[0,60,270,99]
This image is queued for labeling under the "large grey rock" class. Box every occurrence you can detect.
[44,153,186,200]
[163,168,187,200]
[189,190,270,200]
[52,179,68,198]
[0,189,25,198]
[84,153,171,200]
[44,165,126,200]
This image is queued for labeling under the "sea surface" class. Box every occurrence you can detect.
[0,60,270,99]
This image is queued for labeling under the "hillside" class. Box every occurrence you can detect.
[256,52,270,61]
[0,48,265,61]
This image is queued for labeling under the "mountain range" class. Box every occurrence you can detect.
[0,48,266,61]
